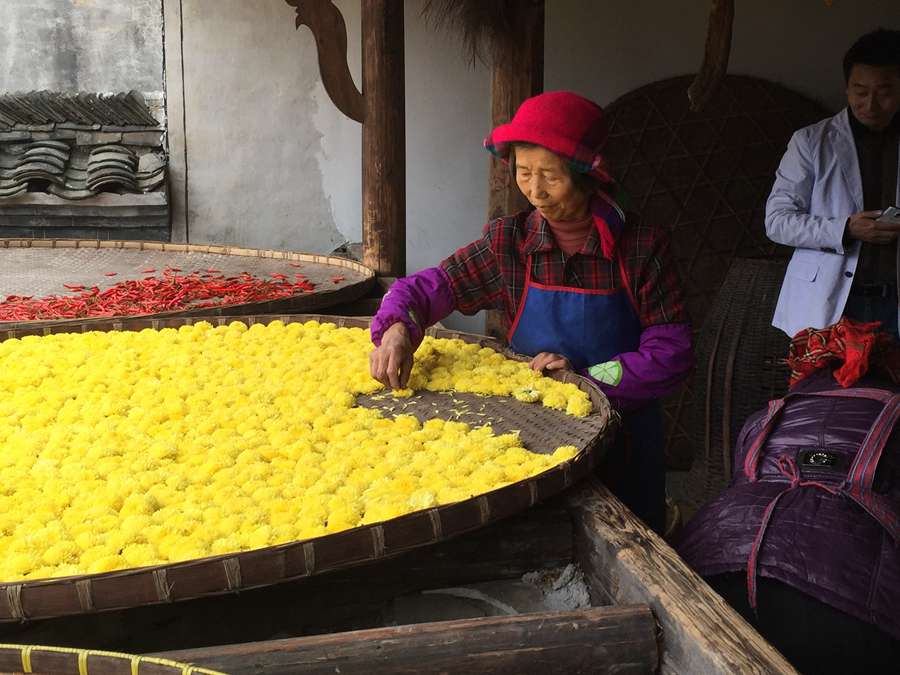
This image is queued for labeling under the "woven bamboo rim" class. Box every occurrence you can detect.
[0,239,376,328]
[0,314,618,623]
[0,314,616,623]
[0,643,223,674]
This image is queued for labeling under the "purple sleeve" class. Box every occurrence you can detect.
[580,322,694,412]
[370,267,457,349]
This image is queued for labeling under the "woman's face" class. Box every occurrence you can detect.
[514,145,590,221]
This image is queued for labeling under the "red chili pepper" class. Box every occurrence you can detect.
[331,276,346,283]
[104,272,117,277]
[0,270,318,322]
[141,268,156,274]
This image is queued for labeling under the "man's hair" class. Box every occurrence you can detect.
[843,29,900,82]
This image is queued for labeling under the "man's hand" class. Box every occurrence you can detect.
[529,352,572,372]
[846,210,900,244]
[370,322,413,389]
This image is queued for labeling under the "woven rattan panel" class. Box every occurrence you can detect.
[683,258,791,509]
[604,74,828,467]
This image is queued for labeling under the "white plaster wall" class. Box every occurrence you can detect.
[175,0,345,251]
[3,1,898,333]
[544,0,900,113]
[170,0,898,332]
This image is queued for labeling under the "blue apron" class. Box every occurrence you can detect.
[508,254,667,533]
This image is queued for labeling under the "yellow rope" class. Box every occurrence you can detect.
[0,644,224,675]
[20,645,32,673]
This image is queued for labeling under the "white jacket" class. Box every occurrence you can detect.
[766,109,900,337]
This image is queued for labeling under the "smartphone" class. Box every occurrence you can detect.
[876,206,900,225]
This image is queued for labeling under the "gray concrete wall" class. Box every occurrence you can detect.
[0,0,163,103]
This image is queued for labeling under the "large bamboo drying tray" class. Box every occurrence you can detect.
[0,240,375,328]
[0,643,222,674]
[0,314,616,623]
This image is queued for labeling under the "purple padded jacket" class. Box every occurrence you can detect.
[676,372,900,639]
[371,267,692,411]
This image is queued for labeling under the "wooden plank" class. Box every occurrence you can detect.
[567,478,797,675]
[484,0,544,341]
[155,605,658,675]
[361,0,405,277]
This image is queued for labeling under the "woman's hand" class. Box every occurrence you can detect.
[529,352,572,373]
[370,322,414,389]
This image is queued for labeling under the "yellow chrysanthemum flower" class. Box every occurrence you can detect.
[0,320,594,583]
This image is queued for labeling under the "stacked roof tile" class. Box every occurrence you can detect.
[0,91,159,128]
[0,91,165,201]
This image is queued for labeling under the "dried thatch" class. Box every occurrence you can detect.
[421,0,535,64]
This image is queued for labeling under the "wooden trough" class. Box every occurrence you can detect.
[139,480,796,675]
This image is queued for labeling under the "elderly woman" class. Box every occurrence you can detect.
[369,92,693,533]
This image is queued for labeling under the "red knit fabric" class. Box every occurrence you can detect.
[484,91,613,185]
[545,214,592,255]
[786,317,900,388]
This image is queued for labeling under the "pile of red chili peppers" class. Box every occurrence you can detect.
[0,268,317,322]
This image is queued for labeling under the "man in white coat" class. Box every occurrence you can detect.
[767,29,900,338]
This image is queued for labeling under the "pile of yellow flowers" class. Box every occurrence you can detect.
[0,320,592,583]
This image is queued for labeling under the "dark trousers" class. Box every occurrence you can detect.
[598,401,666,535]
[707,573,900,675]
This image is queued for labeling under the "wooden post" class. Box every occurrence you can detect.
[289,0,405,277]
[156,605,659,675]
[487,0,544,221]
[485,0,544,340]
[362,0,406,277]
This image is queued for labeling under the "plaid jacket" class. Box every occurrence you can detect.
[440,207,687,335]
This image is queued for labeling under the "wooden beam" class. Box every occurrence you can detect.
[288,0,365,122]
[687,0,734,112]
[156,605,659,675]
[362,0,406,277]
[567,478,797,675]
[484,0,544,341]
[487,0,544,221]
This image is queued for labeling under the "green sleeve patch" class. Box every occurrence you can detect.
[588,360,622,386]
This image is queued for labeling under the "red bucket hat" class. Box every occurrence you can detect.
[484,91,613,185]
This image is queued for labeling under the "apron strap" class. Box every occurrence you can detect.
[507,255,534,344]
[846,392,900,491]
[841,393,900,541]
[746,456,839,609]
[743,387,896,480]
